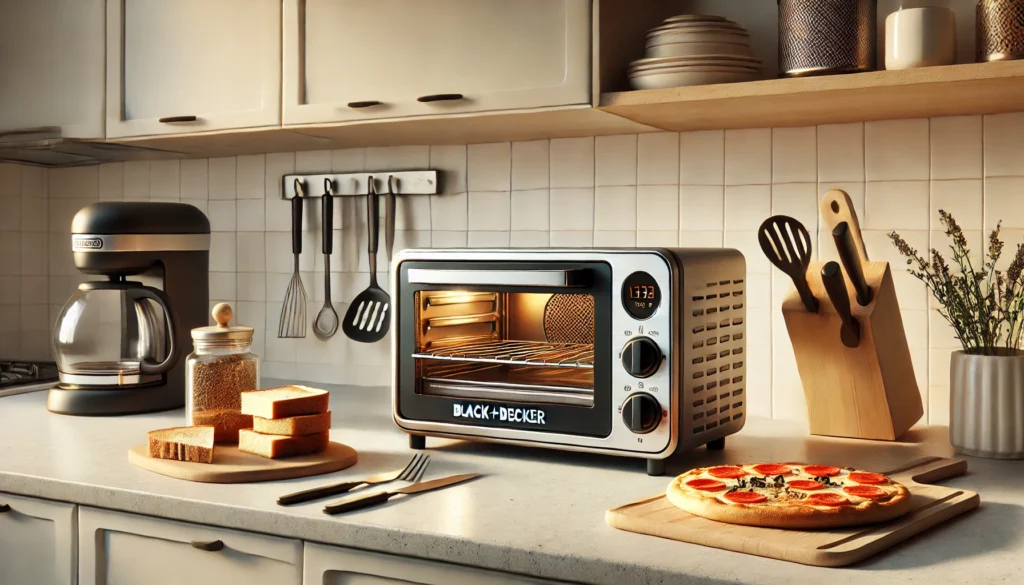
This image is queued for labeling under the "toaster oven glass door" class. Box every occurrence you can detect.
[397,261,612,437]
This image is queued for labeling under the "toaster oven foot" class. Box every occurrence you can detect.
[706,437,726,451]
[409,434,426,450]
[646,459,666,476]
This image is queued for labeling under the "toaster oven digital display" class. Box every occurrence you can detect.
[622,271,660,320]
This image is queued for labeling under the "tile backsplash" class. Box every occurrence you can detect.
[5,112,1024,427]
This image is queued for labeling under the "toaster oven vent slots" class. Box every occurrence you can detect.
[688,280,746,437]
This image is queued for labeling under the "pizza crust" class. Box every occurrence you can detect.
[666,465,914,529]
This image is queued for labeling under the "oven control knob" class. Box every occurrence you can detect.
[621,337,662,378]
[622,393,661,434]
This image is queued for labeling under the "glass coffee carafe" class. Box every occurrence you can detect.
[52,279,178,387]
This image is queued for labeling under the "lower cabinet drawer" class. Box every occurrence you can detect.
[304,542,566,585]
[79,506,302,585]
[0,492,77,585]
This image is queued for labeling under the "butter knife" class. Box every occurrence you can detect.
[323,473,481,515]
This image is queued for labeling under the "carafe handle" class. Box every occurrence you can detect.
[128,287,179,375]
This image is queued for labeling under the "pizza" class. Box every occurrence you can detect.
[666,463,913,529]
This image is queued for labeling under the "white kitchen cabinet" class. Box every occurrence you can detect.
[282,0,592,126]
[105,0,281,138]
[0,492,77,585]
[78,506,302,585]
[0,0,105,139]
[303,541,567,585]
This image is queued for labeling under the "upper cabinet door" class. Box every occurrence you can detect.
[106,0,282,138]
[283,0,592,126]
[0,0,105,138]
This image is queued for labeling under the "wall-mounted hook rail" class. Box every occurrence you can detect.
[282,170,439,199]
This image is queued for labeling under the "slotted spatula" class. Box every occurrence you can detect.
[758,215,818,313]
[342,177,391,343]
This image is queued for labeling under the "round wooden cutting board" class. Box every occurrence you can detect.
[128,441,357,483]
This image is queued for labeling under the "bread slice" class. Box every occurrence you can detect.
[190,408,253,443]
[253,411,331,436]
[240,385,329,419]
[238,429,329,459]
[148,426,215,464]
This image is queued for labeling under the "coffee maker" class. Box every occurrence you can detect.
[48,202,210,415]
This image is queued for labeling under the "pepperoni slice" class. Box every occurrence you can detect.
[803,465,842,477]
[708,466,748,479]
[752,463,792,476]
[805,493,850,506]
[844,485,887,499]
[686,478,727,492]
[788,480,824,491]
[724,491,768,504]
[849,472,889,485]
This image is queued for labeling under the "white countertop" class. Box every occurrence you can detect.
[0,381,1021,585]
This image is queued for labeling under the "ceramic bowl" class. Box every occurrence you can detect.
[646,28,751,46]
[645,41,757,59]
[629,55,761,72]
[628,66,760,90]
[662,14,730,25]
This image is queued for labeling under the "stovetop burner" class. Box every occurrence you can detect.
[0,361,59,396]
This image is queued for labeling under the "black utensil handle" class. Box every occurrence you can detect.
[278,481,365,506]
[832,222,873,306]
[292,196,303,254]
[347,100,382,108]
[385,177,396,261]
[795,280,819,314]
[822,261,860,348]
[0,504,10,513]
[324,491,394,515]
[322,193,333,255]
[417,93,463,103]
[158,115,198,123]
[190,539,224,552]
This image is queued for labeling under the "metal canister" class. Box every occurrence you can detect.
[778,0,877,77]
[977,0,1024,62]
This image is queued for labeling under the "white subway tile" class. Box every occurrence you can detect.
[549,230,594,247]
[549,188,595,231]
[637,132,679,185]
[20,165,45,200]
[431,192,468,231]
[594,230,635,247]
[468,231,511,247]
[20,195,46,233]
[179,159,209,200]
[930,116,982,180]
[679,130,724,185]
[902,309,928,350]
[511,140,549,191]
[264,195,292,233]
[679,230,722,247]
[724,184,771,231]
[209,272,236,300]
[0,276,21,305]
[20,276,47,305]
[207,200,236,232]
[772,126,816,183]
[771,276,806,422]
[0,163,19,196]
[295,150,332,174]
[594,135,636,187]
[468,191,511,231]
[208,157,237,200]
[594,186,636,231]
[265,152,295,201]
[984,176,1024,229]
[510,231,550,247]
[862,229,929,310]
[236,272,266,302]
[636,230,678,247]
[984,112,1024,177]
[19,232,45,276]
[928,380,949,426]
[332,148,365,173]
[0,234,21,274]
[49,198,91,233]
[817,122,864,182]
[467,142,511,191]
[392,229,431,256]
[236,198,265,232]
[236,154,266,199]
[725,231,769,274]
[550,137,594,188]
[637,185,678,231]
[929,309,961,350]
[680,185,724,231]
[771,183,818,233]
[236,232,265,272]
[430,145,466,193]
[931,179,982,230]
[395,194,432,231]
[98,163,124,201]
[209,232,236,272]
[511,189,550,231]
[865,119,929,181]
[365,145,429,170]
[149,160,180,201]
[49,166,97,200]
[725,128,771,185]
[431,230,468,248]
[745,346,773,418]
[0,196,19,231]
[863,181,929,230]
[122,161,150,201]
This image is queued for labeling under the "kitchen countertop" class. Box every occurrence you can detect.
[0,382,1021,585]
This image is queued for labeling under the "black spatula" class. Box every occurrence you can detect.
[758,215,818,313]
[342,178,391,343]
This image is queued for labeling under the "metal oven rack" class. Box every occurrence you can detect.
[412,340,594,369]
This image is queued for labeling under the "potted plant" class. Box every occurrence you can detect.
[890,211,1024,459]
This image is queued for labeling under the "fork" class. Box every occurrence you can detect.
[321,454,432,511]
[277,453,431,506]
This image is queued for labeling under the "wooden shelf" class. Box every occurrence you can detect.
[599,60,1024,131]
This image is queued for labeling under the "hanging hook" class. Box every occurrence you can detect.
[324,177,334,197]
[388,174,398,195]
[293,178,305,198]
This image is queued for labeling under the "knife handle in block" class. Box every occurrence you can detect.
[822,261,860,348]
[833,222,873,306]
[820,189,868,263]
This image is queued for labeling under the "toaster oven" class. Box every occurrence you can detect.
[391,248,746,475]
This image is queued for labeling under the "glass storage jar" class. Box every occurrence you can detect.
[186,303,260,443]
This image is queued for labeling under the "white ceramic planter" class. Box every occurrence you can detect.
[950,350,1024,459]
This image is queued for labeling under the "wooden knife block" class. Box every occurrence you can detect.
[782,261,923,440]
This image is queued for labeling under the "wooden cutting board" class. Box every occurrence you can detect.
[128,441,357,483]
[606,457,980,567]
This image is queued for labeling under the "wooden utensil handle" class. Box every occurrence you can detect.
[885,457,968,484]
[820,189,868,263]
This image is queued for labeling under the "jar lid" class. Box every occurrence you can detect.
[191,303,254,342]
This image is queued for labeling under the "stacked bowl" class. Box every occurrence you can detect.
[629,15,761,90]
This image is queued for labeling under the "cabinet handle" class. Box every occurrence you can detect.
[417,93,464,103]
[158,115,199,124]
[190,539,224,552]
[347,100,382,109]
[0,504,10,513]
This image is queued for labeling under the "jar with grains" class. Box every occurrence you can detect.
[186,303,259,443]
